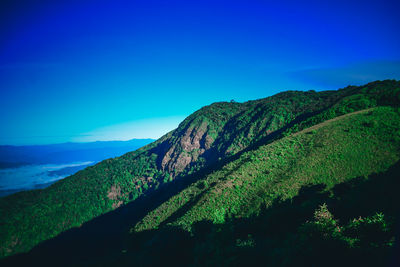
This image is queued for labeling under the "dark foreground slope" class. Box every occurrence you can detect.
[0,80,399,261]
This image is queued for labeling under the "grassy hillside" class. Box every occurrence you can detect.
[134,107,400,232]
[120,106,400,266]
[0,80,399,259]
[123,161,400,267]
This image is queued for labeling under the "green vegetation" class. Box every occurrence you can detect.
[134,106,400,232]
[122,108,400,265]
[0,80,399,265]
[113,147,400,266]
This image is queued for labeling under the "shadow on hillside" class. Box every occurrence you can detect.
[0,141,254,266]
[1,154,254,267]
[2,161,400,267]
[106,161,400,266]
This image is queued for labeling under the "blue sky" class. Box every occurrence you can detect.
[1,0,399,145]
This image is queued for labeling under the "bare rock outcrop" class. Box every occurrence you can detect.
[160,121,213,175]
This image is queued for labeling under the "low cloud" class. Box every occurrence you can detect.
[0,161,94,194]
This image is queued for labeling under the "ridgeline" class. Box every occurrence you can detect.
[1,80,400,266]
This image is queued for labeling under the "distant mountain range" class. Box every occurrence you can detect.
[0,139,155,167]
[1,80,399,266]
[0,139,154,197]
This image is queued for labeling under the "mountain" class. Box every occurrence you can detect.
[129,106,400,267]
[0,139,155,197]
[0,139,155,166]
[0,80,399,266]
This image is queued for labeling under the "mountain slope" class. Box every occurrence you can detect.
[0,80,399,258]
[125,159,400,267]
[134,106,400,233]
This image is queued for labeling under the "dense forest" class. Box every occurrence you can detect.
[1,80,399,266]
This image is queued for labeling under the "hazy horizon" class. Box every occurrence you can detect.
[0,136,156,147]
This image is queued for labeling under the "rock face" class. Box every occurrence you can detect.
[107,185,123,209]
[148,101,248,179]
[161,121,212,175]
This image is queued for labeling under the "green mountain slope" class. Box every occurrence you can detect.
[124,157,400,267]
[0,80,399,259]
[134,106,400,233]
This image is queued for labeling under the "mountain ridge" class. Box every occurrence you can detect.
[0,138,155,165]
[1,80,399,261]
[133,106,399,232]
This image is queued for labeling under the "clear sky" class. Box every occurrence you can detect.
[1,0,399,145]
